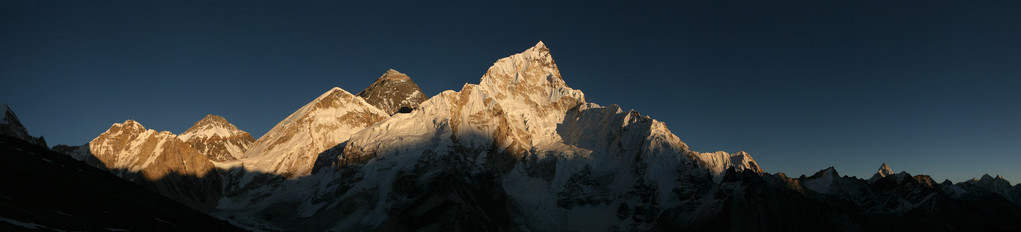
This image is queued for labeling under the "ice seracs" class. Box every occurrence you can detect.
[179,114,255,161]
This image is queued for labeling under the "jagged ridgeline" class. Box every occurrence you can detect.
[1,42,1014,231]
[1,103,47,147]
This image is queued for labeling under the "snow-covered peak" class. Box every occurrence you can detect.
[179,115,247,141]
[179,114,254,161]
[109,120,148,135]
[878,162,893,176]
[86,119,215,180]
[241,87,389,177]
[868,162,895,183]
[480,41,563,89]
[473,41,586,148]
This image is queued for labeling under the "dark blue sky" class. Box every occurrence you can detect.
[3,1,1019,183]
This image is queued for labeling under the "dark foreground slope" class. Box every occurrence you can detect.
[662,169,1021,232]
[0,137,245,231]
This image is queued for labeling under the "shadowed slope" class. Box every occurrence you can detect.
[0,137,244,231]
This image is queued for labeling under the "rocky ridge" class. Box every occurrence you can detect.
[356,69,428,115]
[240,87,389,178]
[0,103,46,147]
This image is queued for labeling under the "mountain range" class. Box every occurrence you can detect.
[2,42,1020,231]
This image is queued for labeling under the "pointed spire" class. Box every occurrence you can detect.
[868,162,895,183]
[878,162,893,176]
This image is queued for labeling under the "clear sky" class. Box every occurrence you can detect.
[2,1,1019,183]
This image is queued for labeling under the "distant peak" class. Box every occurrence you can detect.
[109,119,147,134]
[120,120,143,127]
[198,114,228,124]
[357,69,427,115]
[379,69,411,81]
[187,114,235,130]
[181,114,247,140]
[809,166,839,179]
[824,166,838,175]
[877,162,893,176]
[318,87,356,101]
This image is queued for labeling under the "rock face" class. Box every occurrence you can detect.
[356,69,428,115]
[0,103,47,147]
[179,114,255,161]
[241,87,389,178]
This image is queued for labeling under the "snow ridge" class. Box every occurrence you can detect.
[692,150,764,182]
[241,87,389,178]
